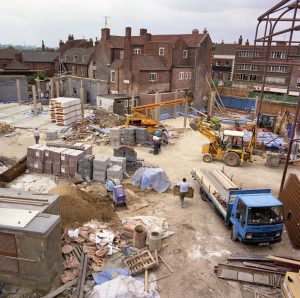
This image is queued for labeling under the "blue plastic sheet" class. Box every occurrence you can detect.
[92,268,130,285]
[131,167,171,193]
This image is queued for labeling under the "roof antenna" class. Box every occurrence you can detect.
[101,16,111,28]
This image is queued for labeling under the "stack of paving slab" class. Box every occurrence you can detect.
[78,155,94,180]
[123,128,136,146]
[93,155,110,183]
[50,97,82,126]
[107,165,123,181]
[110,156,126,174]
[27,145,91,177]
[109,127,122,148]
[135,127,148,144]
[113,147,143,172]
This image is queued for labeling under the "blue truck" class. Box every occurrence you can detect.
[191,168,284,244]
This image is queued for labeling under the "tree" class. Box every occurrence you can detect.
[27,71,46,85]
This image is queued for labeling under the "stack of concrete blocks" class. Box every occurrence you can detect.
[107,165,123,181]
[113,147,143,172]
[27,144,46,173]
[110,156,126,174]
[51,148,68,176]
[73,143,93,155]
[50,97,82,126]
[109,127,122,148]
[123,128,136,146]
[93,155,110,183]
[78,155,95,180]
[45,130,58,141]
[61,149,85,177]
[135,127,148,144]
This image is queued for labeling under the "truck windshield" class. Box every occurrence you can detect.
[248,206,283,225]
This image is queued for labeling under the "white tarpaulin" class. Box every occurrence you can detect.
[90,275,160,298]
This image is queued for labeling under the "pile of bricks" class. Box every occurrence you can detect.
[93,155,110,183]
[27,144,92,177]
[107,165,123,181]
[113,146,143,172]
[135,127,148,144]
[123,128,136,146]
[50,97,82,126]
[109,128,122,148]
[78,155,94,180]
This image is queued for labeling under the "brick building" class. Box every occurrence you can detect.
[94,27,213,108]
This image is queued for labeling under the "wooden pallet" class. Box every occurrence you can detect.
[123,250,156,275]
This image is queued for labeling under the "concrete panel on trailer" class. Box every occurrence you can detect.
[0,208,39,228]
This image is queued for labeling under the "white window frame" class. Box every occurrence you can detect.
[179,72,184,80]
[73,55,78,62]
[225,61,229,66]
[111,70,116,82]
[72,66,75,75]
[120,50,124,60]
[268,65,287,73]
[185,72,188,79]
[133,48,141,55]
[183,50,188,58]
[64,55,68,62]
[125,100,129,107]
[216,61,220,66]
[265,76,285,84]
[189,72,192,79]
[82,55,86,62]
[149,72,157,82]
[297,78,300,88]
[270,51,287,59]
[159,47,165,56]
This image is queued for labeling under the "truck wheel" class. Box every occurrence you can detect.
[200,187,206,201]
[231,226,238,241]
[224,152,240,167]
[203,153,213,163]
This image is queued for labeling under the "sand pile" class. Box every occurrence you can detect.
[48,185,102,228]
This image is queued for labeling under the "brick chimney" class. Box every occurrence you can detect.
[42,40,45,51]
[101,28,110,40]
[203,27,208,34]
[192,29,199,35]
[68,34,74,41]
[59,40,64,49]
[238,35,243,45]
[245,39,249,46]
[140,28,147,36]
[125,27,132,39]
[146,33,152,41]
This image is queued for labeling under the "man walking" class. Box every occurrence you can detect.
[153,135,161,155]
[177,178,191,208]
[34,128,40,144]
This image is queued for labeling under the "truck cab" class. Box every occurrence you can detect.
[229,190,284,244]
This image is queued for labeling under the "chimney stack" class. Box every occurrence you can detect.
[125,27,132,39]
[101,28,110,40]
[238,35,243,45]
[192,29,199,35]
[245,39,249,46]
[146,33,152,41]
[203,27,208,34]
[140,28,147,36]
[42,40,45,51]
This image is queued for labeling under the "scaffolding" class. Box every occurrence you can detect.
[253,0,300,193]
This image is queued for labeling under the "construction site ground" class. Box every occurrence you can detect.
[1,106,299,297]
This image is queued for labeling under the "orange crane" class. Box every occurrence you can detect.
[125,98,190,132]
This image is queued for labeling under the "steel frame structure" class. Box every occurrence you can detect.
[253,0,300,194]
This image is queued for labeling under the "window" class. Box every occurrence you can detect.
[270,51,287,59]
[81,67,84,77]
[237,74,248,81]
[268,65,287,73]
[120,50,124,60]
[265,76,285,84]
[179,72,184,80]
[111,70,116,82]
[216,61,220,66]
[73,55,78,62]
[237,199,246,227]
[225,61,230,66]
[159,47,164,56]
[82,55,86,62]
[125,100,129,108]
[249,75,257,81]
[64,55,68,62]
[72,66,75,75]
[237,64,257,71]
[99,99,102,107]
[238,51,261,58]
[133,48,141,55]
[183,50,188,58]
[185,72,188,79]
[149,72,157,81]
[189,72,192,79]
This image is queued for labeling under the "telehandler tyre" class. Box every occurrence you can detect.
[224,152,240,167]
[203,153,213,163]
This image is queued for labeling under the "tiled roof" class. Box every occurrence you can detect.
[151,34,206,47]
[63,47,95,65]
[213,43,239,55]
[22,51,58,62]
[3,60,30,70]
[132,55,170,71]
[0,49,20,59]
[110,59,123,70]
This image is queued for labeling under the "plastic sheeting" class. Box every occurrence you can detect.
[131,167,171,193]
[90,275,160,298]
[93,268,129,285]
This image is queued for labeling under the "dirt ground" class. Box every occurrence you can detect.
[1,109,300,297]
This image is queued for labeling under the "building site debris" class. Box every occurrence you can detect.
[125,188,149,212]
[279,174,300,248]
[92,107,125,128]
[243,285,280,298]
[92,268,130,285]
[45,130,58,141]
[131,167,171,193]
[0,121,15,135]
[42,278,79,298]
[158,253,174,273]
[77,252,89,298]
[228,254,274,262]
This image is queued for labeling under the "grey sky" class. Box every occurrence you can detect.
[1,0,276,47]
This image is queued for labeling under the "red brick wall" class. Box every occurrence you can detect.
[65,63,88,77]
[23,62,55,75]
[139,90,186,105]
[144,42,172,68]
[171,67,193,90]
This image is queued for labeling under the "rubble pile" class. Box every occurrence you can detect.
[0,121,15,135]
[92,108,125,128]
